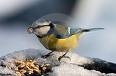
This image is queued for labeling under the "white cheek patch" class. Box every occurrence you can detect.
[35,26,50,36]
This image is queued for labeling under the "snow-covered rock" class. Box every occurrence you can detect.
[0,49,116,76]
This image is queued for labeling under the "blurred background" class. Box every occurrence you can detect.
[0,0,116,63]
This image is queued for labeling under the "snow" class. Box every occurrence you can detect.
[0,49,116,76]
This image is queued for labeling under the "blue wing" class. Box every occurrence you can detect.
[48,23,104,39]
[70,27,104,35]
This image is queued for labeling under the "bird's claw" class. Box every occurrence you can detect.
[41,54,50,58]
[41,52,53,58]
[58,56,71,62]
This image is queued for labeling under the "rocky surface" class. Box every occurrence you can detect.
[0,49,116,76]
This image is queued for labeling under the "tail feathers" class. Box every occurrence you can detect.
[81,28,104,32]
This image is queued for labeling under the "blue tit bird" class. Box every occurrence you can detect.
[27,20,104,61]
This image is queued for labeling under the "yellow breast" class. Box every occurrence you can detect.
[40,34,80,51]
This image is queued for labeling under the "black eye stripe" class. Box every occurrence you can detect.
[33,25,50,29]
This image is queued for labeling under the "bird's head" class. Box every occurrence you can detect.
[27,20,54,38]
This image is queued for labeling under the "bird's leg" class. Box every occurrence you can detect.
[41,51,53,58]
[58,50,71,61]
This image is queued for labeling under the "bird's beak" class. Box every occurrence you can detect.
[27,27,33,34]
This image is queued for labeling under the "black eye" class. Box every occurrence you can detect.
[49,23,54,28]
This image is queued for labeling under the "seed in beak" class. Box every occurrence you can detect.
[27,27,33,33]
